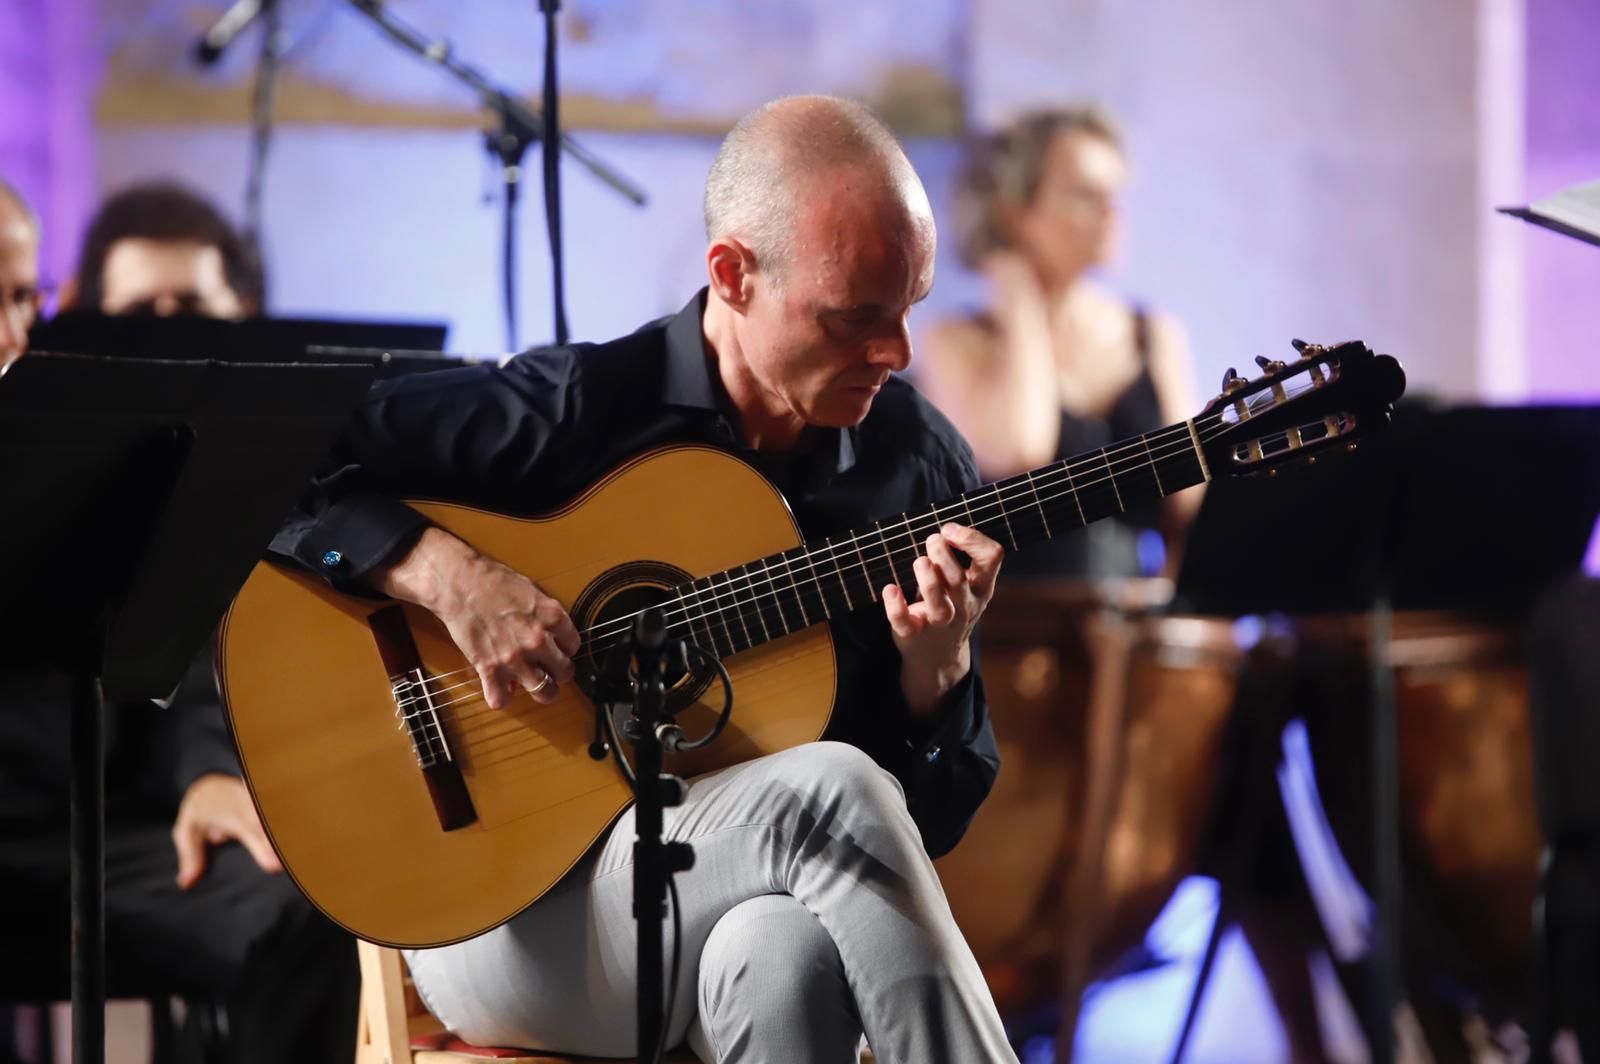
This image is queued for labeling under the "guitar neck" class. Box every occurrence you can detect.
[662,419,1212,658]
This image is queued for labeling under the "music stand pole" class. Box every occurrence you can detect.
[68,674,105,1064]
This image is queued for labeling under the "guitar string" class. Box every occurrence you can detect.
[544,378,1325,654]
[394,392,1327,737]
[395,395,1267,709]
[394,414,1217,720]
[393,391,1335,740]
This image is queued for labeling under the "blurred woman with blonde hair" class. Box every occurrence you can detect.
[921,106,1202,577]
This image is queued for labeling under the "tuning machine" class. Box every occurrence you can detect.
[1220,366,1249,394]
[1253,355,1287,375]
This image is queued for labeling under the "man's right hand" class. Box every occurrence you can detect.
[373,526,581,709]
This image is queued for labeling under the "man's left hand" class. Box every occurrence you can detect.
[171,773,283,890]
[883,522,1004,715]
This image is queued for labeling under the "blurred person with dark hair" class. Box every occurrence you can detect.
[65,180,263,318]
[920,107,1202,578]
[0,179,42,372]
[0,174,356,1063]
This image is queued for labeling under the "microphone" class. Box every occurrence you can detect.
[193,0,264,66]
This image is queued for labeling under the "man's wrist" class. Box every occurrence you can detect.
[373,526,469,611]
[900,651,971,717]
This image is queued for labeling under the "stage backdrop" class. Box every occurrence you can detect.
[4,0,1595,396]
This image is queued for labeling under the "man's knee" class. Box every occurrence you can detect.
[769,741,905,810]
[698,895,856,1051]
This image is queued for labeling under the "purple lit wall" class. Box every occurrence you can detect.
[1524,0,1600,402]
[0,0,98,292]
[1523,0,1600,574]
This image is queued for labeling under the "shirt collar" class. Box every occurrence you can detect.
[661,288,857,478]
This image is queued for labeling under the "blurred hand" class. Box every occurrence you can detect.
[172,773,281,889]
[981,250,1049,324]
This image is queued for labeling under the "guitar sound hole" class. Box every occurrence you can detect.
[570,560,714,716]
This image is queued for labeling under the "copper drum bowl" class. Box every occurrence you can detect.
[934,579,1245,1023]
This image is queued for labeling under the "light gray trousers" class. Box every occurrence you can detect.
[406,741,1018,1063]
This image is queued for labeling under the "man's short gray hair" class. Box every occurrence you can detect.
[703,96,908,283]
[0,177,41,239]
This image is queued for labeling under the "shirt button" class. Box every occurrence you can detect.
[322,550,344,568]
[925,745,942,765]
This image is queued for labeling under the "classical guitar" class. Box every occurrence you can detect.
[218,341,1404,947]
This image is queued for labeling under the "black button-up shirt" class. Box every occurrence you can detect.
[271,291,999,857]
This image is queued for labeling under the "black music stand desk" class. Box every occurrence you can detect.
[1173,403,1600,1062]
[0,353,374,1064]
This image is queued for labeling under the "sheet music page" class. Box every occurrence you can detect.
[1534,179,1600,238]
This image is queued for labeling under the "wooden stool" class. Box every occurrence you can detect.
[354,940,700,1064]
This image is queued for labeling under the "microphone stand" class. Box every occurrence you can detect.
[606,607,695,1062]
[243,0,283,254]
[343,0,647,351]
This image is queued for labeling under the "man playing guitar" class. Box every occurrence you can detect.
[270,95,1018,1063]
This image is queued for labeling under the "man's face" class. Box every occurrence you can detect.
[738,170,936,429]
[0,205,41,372]
[100,238,245,318]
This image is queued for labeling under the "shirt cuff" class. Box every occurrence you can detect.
[289,492,429,591]
[901,665,979,768]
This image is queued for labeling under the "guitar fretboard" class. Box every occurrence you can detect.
[653,418,1211,659]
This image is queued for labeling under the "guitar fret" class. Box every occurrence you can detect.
[990,485,1018,551]
[799,544,833,620]
[1141,434,1165,495]
[1186,419,1213,482]
[904,514,922,569]
[1061,459,1087,526]
[784,552,811,628]
[684,578,719,656]
[1024,470,1052,539]
[877,521,908,594]
[703,572,742,656]
[1101,447,1125,511]
[826,536,854,610]
[851,532,878,603]
[715,570,753,652]
[736,564,773,644]
[758,557,793,636]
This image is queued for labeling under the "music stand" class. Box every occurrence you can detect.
[1172,403,1600,1061]
[28,311,462,379]
[0,352,375,1064]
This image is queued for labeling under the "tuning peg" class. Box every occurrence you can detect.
[1221,366,1243,392]
[1254,355,1287,374]
[1290,338,1309,353]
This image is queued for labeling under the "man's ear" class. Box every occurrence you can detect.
[706,237,755,313]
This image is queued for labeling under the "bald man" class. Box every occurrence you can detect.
[0,179,41,371]
[273,96,1017,1062]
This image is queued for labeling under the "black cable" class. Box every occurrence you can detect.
[675,643,734,752]
[657,876,683,1064]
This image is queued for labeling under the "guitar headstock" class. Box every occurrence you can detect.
[1196,340,1406,477]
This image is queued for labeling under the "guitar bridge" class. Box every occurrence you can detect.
[368,605,478,832]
